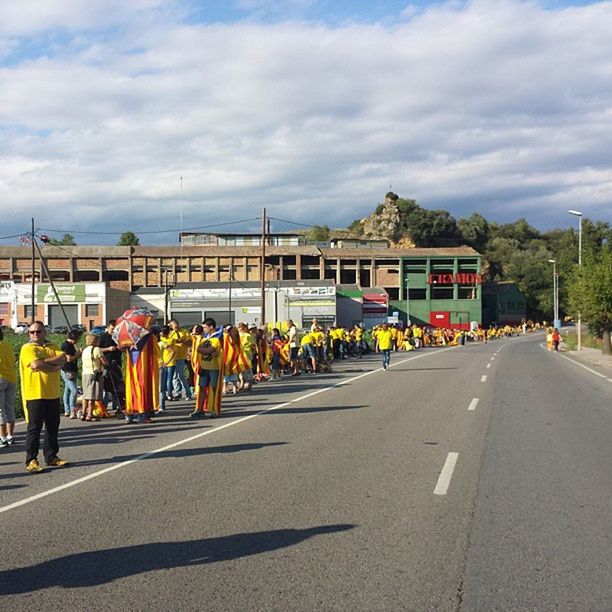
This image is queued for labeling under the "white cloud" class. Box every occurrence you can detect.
[0,0,611,244]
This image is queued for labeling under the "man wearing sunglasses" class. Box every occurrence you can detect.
[19,321,69,473]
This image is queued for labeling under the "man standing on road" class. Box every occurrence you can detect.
[19,321,69,473]
[168,319,193,400]
[376,322,394,371]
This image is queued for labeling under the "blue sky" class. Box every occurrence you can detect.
[0,0,611,244]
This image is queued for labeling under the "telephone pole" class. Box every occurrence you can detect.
[260,208,267,327]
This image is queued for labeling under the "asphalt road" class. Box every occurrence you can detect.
[0,335,610,611]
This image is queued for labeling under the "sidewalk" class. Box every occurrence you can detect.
[562,346,612,373]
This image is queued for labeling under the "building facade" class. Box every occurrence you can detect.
[0,241,483,328]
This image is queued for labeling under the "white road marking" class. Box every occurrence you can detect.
[486,363,491,369]
[468,398,479,411]
[540,344,612,383]
[481,375,488,382]
[0,347,458,515]
[434,452,459,496]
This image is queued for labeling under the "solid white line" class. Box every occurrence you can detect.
[481,375,488,382]
[468,398,479,412]
[434,452,459,495]
[1,347,457,515]
[486,363,491,369]
[541,345,612,382]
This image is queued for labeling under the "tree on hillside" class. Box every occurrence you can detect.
[117,231,140,246]
[308,225,330,242]
[48,233,77,246]
[568,246,612,355]
[458,213,490,251]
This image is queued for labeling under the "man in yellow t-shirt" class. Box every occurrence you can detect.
[192,318,223,417]
[376,322,394,371]
[168,319,192,400]
[300,331,316,373]
[19,321,69,473]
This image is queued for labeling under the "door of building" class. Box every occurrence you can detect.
[48,304,78,328]
[430,311,450,328]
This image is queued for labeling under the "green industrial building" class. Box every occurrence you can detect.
[390,250,483,329]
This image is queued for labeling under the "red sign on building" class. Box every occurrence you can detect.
[428,273,482,285]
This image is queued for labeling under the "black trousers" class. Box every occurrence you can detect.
[25,398,61,465]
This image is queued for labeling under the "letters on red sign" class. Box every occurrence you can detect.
[427,273,482,285]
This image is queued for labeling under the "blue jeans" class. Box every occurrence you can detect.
[172,359,191,398]
[164,365,176,398]
[381,349,391,369]
[61,370,78,414]
[159,367,168,409]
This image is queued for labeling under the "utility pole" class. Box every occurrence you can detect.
[228,263,232,326]
[260,208,267,328]
[33,237,72,329]
[30,218,35,323]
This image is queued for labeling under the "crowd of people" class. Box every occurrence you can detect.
[0,316,539,474]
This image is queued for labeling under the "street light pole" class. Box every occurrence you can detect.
[569,210,583,350]
[405,276,411,327]
[548,259,558,326]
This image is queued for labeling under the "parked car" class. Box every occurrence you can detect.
[91,325,106,335]
[70,324,86,333]
[52,325,68,334]
[14,323,30,334]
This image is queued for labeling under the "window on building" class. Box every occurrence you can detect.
[301,269,321,280]
[386,288,399,300]
[24,305,33,319]
[85,304,99,317]
[431,287,454,299]
[458,287,477,299]
[407,288,427,300]
[340,270,356,284]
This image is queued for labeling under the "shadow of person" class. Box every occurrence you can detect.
[0,524,356,594]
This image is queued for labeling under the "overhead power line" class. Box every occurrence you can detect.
[38,217,261,236]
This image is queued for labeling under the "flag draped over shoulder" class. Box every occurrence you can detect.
[223,333,250,376]
[191,327,225,416]
[125,334,160,415]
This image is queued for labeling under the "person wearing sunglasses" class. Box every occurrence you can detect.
[19,321,69,473]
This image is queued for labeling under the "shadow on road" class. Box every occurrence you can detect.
[0,524,356,594]
[70,441,289,469]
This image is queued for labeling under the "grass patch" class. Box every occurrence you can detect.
[562,329,605,352]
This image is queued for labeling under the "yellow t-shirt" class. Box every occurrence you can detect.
[300,333,313,346]
[355,328,364,340]
[376,329,394,351]
[310,331,324,346]
[169,329,190,360]
[158,337,177,367]
[19,342,64,401]
[198,336,222,370]
[0,340,17,384]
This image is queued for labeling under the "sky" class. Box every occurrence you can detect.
[0,0,611,245]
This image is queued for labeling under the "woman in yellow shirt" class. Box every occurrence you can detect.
[0,328,17,446]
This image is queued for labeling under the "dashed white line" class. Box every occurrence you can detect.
[486,363,491,369]
[468,398,479,411]
[481,375,488,382]
[434,452,459,496]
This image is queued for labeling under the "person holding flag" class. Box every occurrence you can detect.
[191,318,224,418]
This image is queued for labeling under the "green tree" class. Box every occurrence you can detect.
[48,233,77,246]
[458,213,490,251]
[308,225,330,242]
[568,246,612,355]
[117,231,140,246]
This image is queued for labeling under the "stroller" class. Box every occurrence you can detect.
[104,361,126,420]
